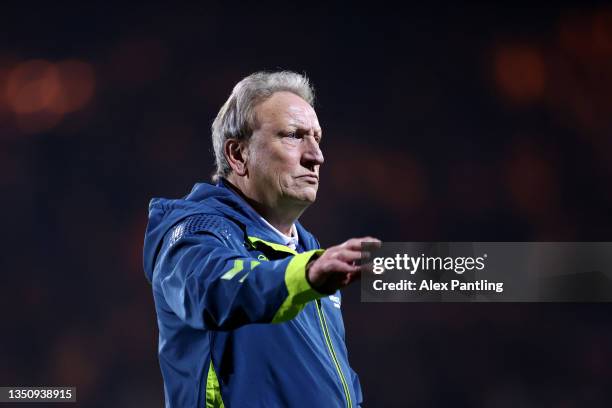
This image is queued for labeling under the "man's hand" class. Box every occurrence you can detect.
[306,237,381,295]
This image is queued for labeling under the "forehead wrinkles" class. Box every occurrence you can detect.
[253,92,319,132]
[286,105,319,130]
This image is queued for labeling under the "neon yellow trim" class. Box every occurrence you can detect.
[205,360,225,408]
[247,236,298,255]
[272,249,325,323]
[316,300,352,408]
[239,273,249,283]
[250,260,261,269]
[221,259,244,280]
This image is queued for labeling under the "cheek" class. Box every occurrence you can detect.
[250,149,287,185]
[276,157,300,188]
[249,140,301,181]
[272,147,301,172]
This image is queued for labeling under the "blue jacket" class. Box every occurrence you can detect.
[143,180,362,407]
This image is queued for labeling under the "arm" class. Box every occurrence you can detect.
[154,226,323,330]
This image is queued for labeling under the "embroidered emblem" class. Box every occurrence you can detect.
[169,223,185,246]
[329,295,341,309]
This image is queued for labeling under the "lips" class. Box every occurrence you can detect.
[298,174,319,183]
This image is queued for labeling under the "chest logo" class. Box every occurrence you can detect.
[329,295,341,309]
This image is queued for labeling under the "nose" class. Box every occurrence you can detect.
[301,136,324,170]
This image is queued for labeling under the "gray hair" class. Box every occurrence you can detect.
[211,71,315,181]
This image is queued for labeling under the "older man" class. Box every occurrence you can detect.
[143,71,378,407]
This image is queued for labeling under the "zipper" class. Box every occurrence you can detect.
[247,236,352,406]
[315,299,352,408]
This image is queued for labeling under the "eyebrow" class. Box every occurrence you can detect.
[286,121,322,135]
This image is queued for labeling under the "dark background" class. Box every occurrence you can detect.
[2,3,612,407]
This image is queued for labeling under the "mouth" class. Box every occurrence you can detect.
[297,174,319,184]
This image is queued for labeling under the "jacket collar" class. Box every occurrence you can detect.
[210,178,301,252]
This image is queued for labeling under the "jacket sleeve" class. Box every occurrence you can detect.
[152,214,324,330]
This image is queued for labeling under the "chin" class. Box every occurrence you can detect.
[301,186,318,202]
[287,188,317,204]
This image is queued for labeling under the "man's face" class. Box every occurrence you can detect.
[245,91,324,208]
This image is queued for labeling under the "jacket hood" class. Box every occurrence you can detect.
[143,179,312,283]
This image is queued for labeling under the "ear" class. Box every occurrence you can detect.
[224,138,249,176]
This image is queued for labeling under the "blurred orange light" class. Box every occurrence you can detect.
[559,10,612,58]
[49,60,95,114]
[494,45,546,104]
[3,58,96,134]
[5,60,61,114]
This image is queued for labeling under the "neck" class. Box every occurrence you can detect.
[224,176,306,235]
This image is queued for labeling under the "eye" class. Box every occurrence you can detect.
[285,131,302,140]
